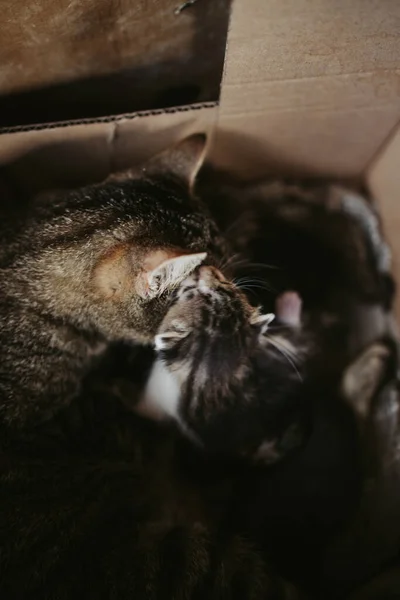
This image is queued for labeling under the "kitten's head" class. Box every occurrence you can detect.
[154,265,273,369]
[153,266,308,463]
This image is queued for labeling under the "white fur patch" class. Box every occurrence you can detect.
[136,360,203,447]
[135,360,181,422]
[254,440,280,464]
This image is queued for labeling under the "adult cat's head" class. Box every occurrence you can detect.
[4,134,227,343]
[148,265,310,463]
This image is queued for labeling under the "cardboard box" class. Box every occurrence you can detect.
[0,0,399,312]
[0,0,231,126]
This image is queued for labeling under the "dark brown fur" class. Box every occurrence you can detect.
[0,134,228,429]
[0,170,398,600]
[197,174,400,597]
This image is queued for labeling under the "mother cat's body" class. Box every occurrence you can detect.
[0,136,307,599]
[0,134,228,429]
[1,142,398,600]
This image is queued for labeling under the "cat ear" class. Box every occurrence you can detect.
[143,252,207,299]
[143,133,208,193]
[154,329,189,351]
[250,312,275,333]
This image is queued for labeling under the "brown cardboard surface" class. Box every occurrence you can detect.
[0,0,231,126]
[368,123,400,320]
[212,0,400,180]
[0,105,217,193]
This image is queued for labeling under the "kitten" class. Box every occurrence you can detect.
[135,264,310,464]
[1,174,393,600]
[195,175,399,596]
[0,134,228,429]
[321,336,400,598]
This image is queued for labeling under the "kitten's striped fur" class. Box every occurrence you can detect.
[138,265,310,463]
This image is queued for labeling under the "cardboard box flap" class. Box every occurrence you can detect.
[212,0,400,180]
[0,105,217,193]
[0,0,231,127]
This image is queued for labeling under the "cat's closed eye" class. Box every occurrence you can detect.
[170,321,189,334]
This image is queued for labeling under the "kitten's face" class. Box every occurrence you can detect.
[155,265,273,375]
[150,268,308,463]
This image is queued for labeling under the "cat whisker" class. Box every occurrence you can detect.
[243,284,275,292]
[235,276,272,284]
[235,279,275,293]
[222,256,279,275]
[218,253,244,272]
[270,336,300,363]
[265,335,303,382]
[235,286,258,297]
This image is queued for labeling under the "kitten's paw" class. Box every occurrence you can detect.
[275,291,302,326]
[253,424,306,465]
[108,378,143,411]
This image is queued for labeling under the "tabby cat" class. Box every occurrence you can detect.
[0,134,228,430]
[1,154,398,600]
[196,174,400,597]
[136,265,310,463]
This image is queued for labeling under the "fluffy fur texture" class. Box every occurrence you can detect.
[0,167,398,600]
[0,135,228,429]
[137,266,309,463]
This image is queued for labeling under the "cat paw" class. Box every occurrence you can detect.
[275,291,302,326]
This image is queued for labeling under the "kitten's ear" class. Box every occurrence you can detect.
[250,312,275,333]
[155,329,189,351]
[141,252,207,299]
[143,133,208,193]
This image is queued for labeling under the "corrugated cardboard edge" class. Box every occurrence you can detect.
[0,102,218,135]
[0,103,218,192]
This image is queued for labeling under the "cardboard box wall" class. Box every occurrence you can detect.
[0,0,399,311]
[0,0,231,127]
